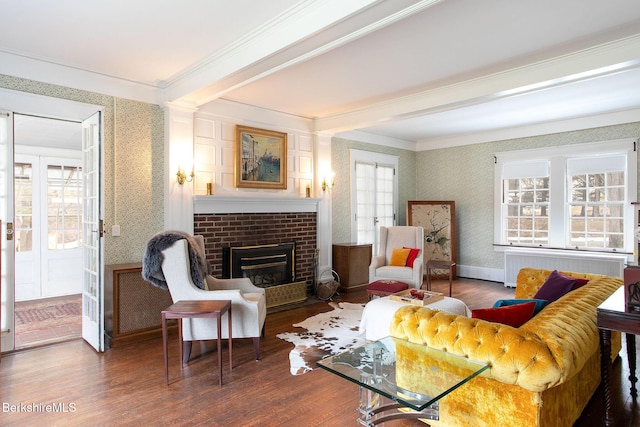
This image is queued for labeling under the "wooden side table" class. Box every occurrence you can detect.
[597,286,639,426]
[425,259,456,296]
[162,300,232,386]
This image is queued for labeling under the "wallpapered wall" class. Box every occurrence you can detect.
[332,122,640,272]
[2,74,639,273]
[0,75,164,265]
[417,122,640,271]
[331,137,417,245]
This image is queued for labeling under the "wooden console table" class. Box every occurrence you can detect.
[597,286,639,427]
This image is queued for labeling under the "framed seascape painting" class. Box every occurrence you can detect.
[407,201,456,277]
[235,125,287,190]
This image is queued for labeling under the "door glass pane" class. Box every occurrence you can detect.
[355,162,375,245]
[14,162,32,252]
[354,161,397,253]
[376,165,394,229]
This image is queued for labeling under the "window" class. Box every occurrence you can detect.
[350,149,398,253]
[495,139,637,253]
[504,176,549,246]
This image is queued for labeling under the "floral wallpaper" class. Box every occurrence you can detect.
[0,74,164,265]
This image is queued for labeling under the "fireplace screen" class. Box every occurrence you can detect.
[222,242,295,288]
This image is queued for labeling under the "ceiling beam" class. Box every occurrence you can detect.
[314,34,640,135]
[168,0,443,106]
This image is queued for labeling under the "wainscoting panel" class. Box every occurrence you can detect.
[504,248,627,287]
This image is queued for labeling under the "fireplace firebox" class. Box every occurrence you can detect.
[222,242,295,288]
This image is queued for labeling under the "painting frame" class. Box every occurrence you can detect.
[407,201,456,277]
[235,125,287,190]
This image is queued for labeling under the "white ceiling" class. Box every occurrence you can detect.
[1,0,640,150]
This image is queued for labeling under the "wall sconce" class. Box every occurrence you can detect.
[176,166,194,185]
[322,172,335,192]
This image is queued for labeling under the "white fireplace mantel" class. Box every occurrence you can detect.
[193,196,322,214]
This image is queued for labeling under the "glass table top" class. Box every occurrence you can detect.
[317,336,488,412]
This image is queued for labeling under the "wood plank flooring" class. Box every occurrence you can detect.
[0,278,638,426]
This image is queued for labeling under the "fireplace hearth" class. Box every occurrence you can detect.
[221,241,306,308]
[222,242,295,288]
[194,208,316,308]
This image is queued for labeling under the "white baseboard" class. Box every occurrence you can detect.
[456,265,507,285]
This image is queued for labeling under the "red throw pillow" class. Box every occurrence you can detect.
[403,247,420,267]
[534,270,576,303]
[472,301,537,328]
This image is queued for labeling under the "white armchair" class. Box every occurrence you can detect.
[160,238,267,361]
[368,226,424,289]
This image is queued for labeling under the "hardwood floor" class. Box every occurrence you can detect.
[0,278,638,426]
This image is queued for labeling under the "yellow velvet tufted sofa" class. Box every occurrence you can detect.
[390,268,622,427]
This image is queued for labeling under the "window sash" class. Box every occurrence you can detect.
[494,139,636,253]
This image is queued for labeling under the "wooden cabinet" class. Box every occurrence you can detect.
[104,263,175,347]
[332,243,372,292]
[624,266,640,310]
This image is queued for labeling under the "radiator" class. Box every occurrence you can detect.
[504,248,627,287]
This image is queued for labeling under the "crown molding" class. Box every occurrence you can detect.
[194,196,320,214]
[335,130,416,151]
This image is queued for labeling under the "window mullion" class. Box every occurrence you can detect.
[547,157,566,248]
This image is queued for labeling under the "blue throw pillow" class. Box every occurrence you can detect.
[493,299,548,316]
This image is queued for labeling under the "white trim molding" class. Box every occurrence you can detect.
[193,196,320,214]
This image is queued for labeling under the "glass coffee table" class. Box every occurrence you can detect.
[317,336,488,426]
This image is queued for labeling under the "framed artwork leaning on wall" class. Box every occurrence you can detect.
[407,201,456,277]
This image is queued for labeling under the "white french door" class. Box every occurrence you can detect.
[0,89,104,354]
[14,155,83,301]
[350,150,398,255]
[0,111,15,353]
[81,112,103,352]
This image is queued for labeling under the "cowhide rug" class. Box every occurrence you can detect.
[276,302,366,375]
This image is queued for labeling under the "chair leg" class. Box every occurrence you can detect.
[253,337,261,360]
[182,341,192,365]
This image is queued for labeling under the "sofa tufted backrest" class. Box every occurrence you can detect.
[514,268,604,299]
[390,268,623,392]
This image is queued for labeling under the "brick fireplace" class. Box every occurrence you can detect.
[193,197,319,307]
